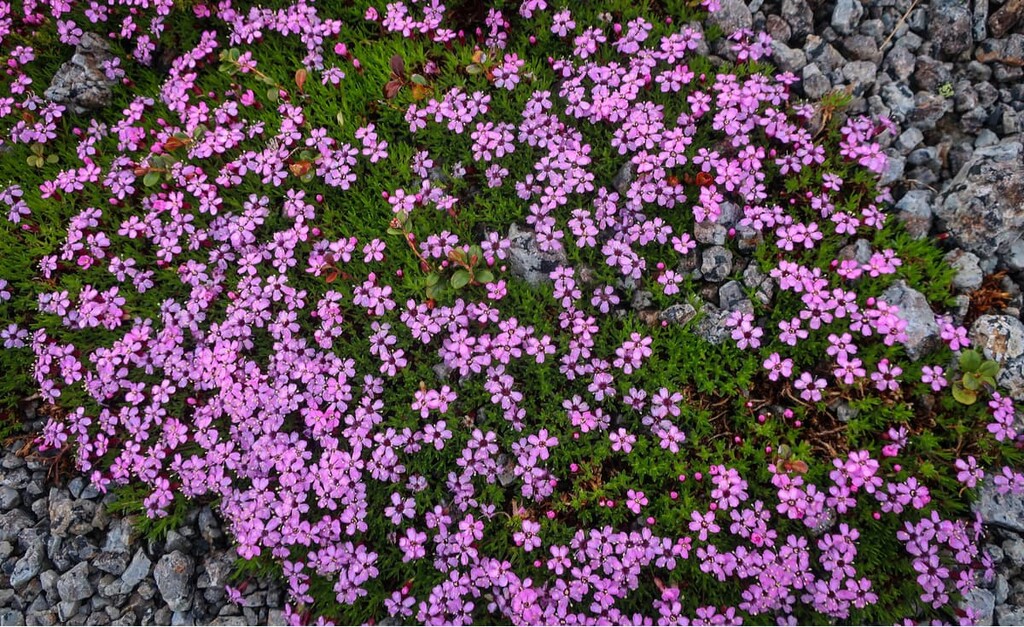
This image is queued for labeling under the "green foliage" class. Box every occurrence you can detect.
[952,349,1001,405]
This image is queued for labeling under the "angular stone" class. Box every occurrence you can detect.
[659,303,698,326]
[880,280,940,360]
[831,0,863,35]
[57,562,93,603]
[700,246,733,283]
[929,0,973,58]
[44,33,119,114]
[154,551,194,613]
[971,315,1024,400]
[935,142,1024,266]
[506,224,568,287]
[944,249,984,292]
[707,0,753,36]
[895,190,933,238]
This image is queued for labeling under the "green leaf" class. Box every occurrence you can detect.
[266,88,279,103]
[466,64,483,75]
[143,171,162,187]
[963,373,981,391]
[476,269,495,284]
[450,269,471,289]
[386,227,404,236]
[411,73,428,86]
[952,382,978,405]
[960,349,982,372]
[979,361,1001,378]
[425,273,440,287]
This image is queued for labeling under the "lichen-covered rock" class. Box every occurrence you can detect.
[929,0,973,58]
[44,33,119,114]
[971,315,1024,400]
[935,142,1024,268]
[154,551,195,613]
[507,224,568,287]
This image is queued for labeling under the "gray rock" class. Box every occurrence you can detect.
[506,224,568,287]
[742,265,774,305]
[694,221,727,245]
[197,507,222,545]
[895,127,924,154]
[935,142,1024,271]
[907,91,953,130]
[962,587,995,625]
[929,0,974,58]
[118,548,152,594]
[57,562,93,603]
[102,519,136,555]
[708,0,753,35]
[802,63,831,99]
[659,303,698,326]
[700,246,734,283]
[0,609,24,626]
[895,190,933,239]
[10,541,44,588]
[843,61,877,91]
[971,315,1024,400]
[976,476,1024,534]
[0,486,20,511]
[782,0,814,40]
[49,495,98,537]
[880,280,940,360]
[841,34,881,62]
[976,34,1024,66]
[694,304,731,345]
[771,42,807,73]
[611,161,635,196]
[631,290,653,311]
[154,551,194,613]
[1004,538,1024,568]
[885,46,917,82]
[718,281,750,313]
[94,551,130,576]
[831,0,863,35]
[997,574,1011,605]
[0,509,33,543]
[882,83,916,123]
[44,33,119,114]
[766,15,792,45]
[944,249,984,292]
[995,605,1024,626]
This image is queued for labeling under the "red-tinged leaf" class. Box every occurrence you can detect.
[411,83,431,101]
[695,171,714,187]
[384,79,403,99]
[289,161,312,177]
[786,460,809,474]
[295,68,307,91]
[325,269,339,283]
[390,54,405,77]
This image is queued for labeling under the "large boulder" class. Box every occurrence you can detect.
[935,142,1024,269]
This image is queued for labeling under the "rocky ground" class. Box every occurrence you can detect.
[3,0,1024,624]
[0,408,285,626]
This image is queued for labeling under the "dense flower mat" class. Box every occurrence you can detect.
[0,0,1021,624]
